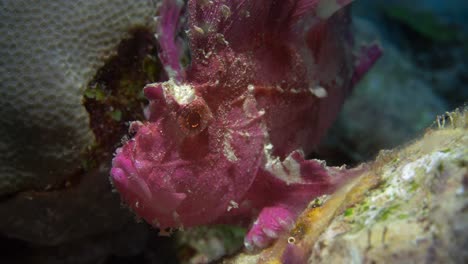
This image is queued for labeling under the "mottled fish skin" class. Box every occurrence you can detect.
[111,0,380,249]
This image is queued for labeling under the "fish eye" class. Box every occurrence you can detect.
[185,110,201,129]
[177,99,212,136]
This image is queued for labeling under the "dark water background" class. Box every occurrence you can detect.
[316,0,468,166]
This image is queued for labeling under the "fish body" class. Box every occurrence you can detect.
[111,0,380,249]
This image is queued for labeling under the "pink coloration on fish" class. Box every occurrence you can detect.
[111,0,380,249]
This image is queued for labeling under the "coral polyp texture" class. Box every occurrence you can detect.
[111,0,381,250]
[0,0,158,194]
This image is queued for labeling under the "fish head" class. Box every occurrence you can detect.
[110,79,265,229]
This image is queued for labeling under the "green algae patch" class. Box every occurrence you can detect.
[408,179,420,192]
[108,110,122,122]
[84,86,107,101]
[376,204,400,222]
[344,208,354,217]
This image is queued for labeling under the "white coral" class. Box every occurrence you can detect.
[0,0,159,194]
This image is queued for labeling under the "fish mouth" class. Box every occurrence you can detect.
[111,148,189,228]
[110,121,229,228]
[110,93,267,228]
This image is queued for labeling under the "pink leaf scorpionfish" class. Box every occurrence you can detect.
[111,0,380,250]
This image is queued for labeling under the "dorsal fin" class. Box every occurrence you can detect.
[157,0,357,84]
[186,0,354,60]
[156,0,185,81]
